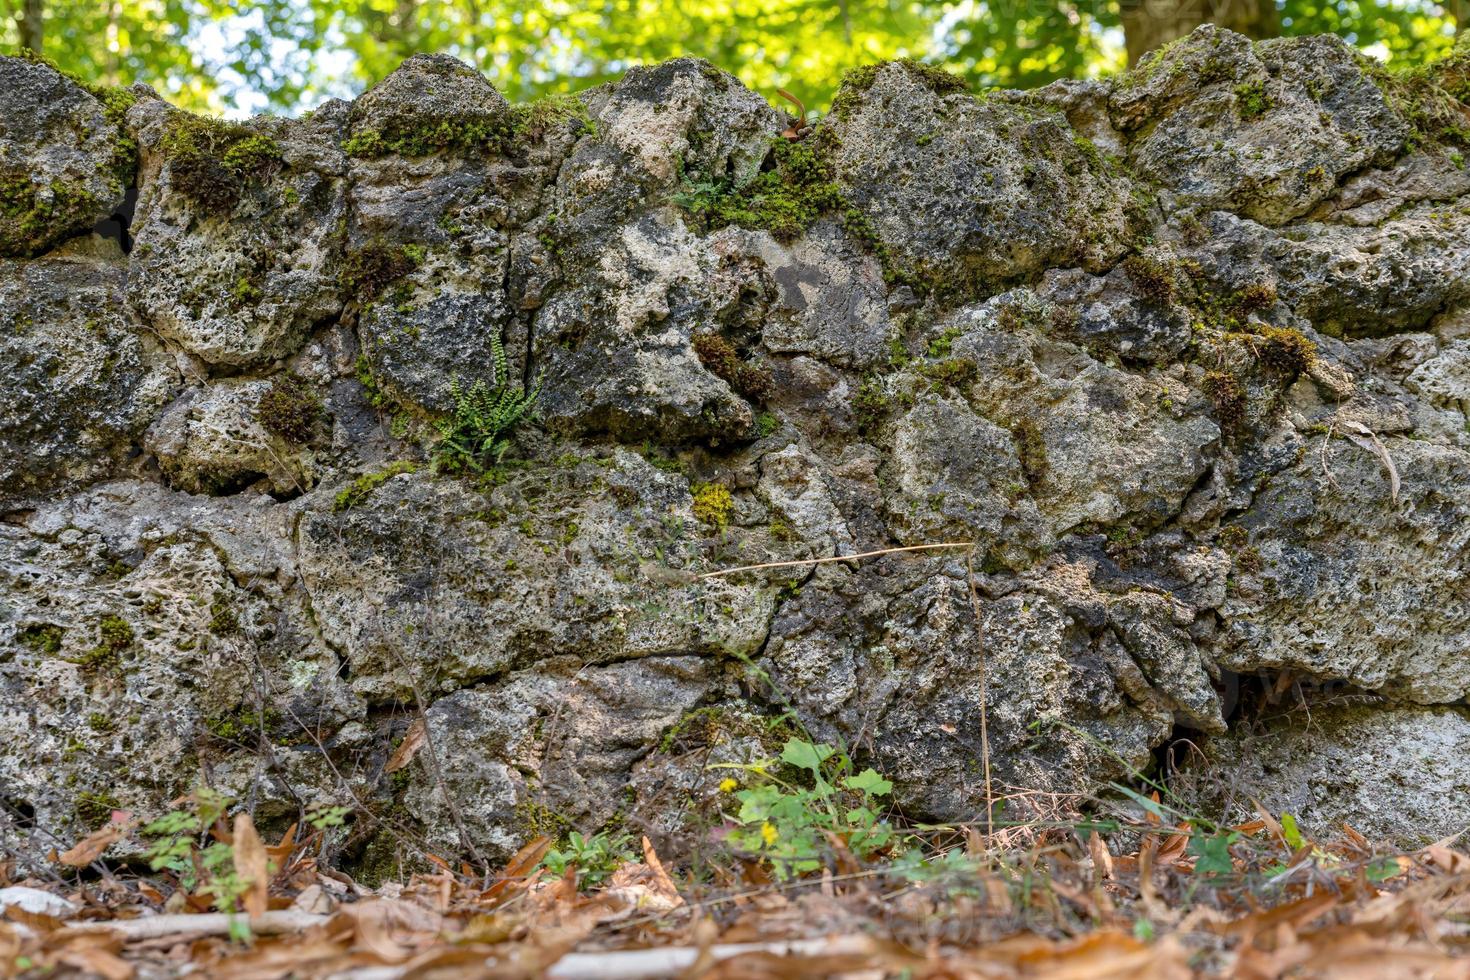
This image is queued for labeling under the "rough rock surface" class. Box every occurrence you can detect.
[0,57,131,258]
[4,27,1470,867]
[1185,704,1470,844]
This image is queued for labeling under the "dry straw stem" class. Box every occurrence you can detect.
[697,541,974,579]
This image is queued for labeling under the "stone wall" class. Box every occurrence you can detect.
[2,29,1468,873]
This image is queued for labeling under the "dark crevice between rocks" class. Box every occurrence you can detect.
[1,796,37,830]
[92,184,137,253]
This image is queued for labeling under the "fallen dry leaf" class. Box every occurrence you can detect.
[231,813,270,921]
[57,824,125,868]
[385,718,427,774]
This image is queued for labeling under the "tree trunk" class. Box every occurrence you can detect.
[1121,0,1278,64]
[18,0,43,54]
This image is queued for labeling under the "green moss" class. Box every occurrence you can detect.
[86,712,118,734]
[1367,40,1470,151]
[755,411,780,438]
[1254,324,1317,375]
[17,624,64,655]
[256,375,322,443]
[343,100,544,158]
[516,796,572,839]
[830,59,967,120]
[0,175,106,258]
[1217,524,1248,551]
[354,354,394,410]
[204,707,280,743]
[692,332,773,404]
[1233,544,1263,574]
[1226,281,1277,319]
[343,116,511,157]
[675,137,843,242]
[161,113,283,212]
[691,482,735,529]
[1072,135,1104,172]
[334,461,419,512]
[75,791,122,827]
[852,376,890,434]
[658,704,795,755]
[1012,418,1048,487]
[343,240,423,300]
[917,357,977,390]
[208,596,241,636]
[926,326,963,359]
[1202,371,1246,431]
[67,615,133,672]
[1233,81,1273,119]
[509,93,597,142]
[1121,253,1177,305]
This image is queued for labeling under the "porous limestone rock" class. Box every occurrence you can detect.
[0,56,132,258]
[1185,704,1470,844]
[1216,434,1470,704]
[296,457,779,703]
[828,61,1135,291]
[4,27,1470,868]
[1111,28,1406,224]
[125,97,349,368]
[144,378,317,496]
[347,53,510,153]
[0,244,177,509]
[0,482,357,861]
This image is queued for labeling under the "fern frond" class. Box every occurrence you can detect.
[432,334,541,474]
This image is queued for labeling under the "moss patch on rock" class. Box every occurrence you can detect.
[830,59,968,120]
[692,332,773,404]
[161,113,284,212]
[334,461,420,512]
[343,240,424,300]
[256,375,323,443]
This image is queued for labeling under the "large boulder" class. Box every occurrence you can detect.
[1111,27,1407,224]
[0,56,132,258]
[125,98,349,368]
[0,244,177,509]
[825,61,1135,295]
[0,482,358,859]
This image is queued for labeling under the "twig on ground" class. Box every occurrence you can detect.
[61,910,328,941]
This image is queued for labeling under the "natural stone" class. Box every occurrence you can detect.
[4,31,1470,866]
[0,55,132,258]
[0,245,177,509]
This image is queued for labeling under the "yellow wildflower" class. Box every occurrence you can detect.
[761,821,779,845]
[718,778,738,793]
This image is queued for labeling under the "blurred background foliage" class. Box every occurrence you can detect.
[0,0,1463,117]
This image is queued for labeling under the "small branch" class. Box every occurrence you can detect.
[698,542,974,580]
[546,937,879,979]
[62,910,328,941]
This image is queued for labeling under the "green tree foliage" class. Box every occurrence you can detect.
[0,0,1462,116]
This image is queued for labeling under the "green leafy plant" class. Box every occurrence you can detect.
[539,830,636,889]
[432,334,542,474]
[714,737,897,880]
[305,802,352,830]
[138,789,262,938]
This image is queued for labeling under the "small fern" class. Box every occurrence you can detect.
[433,334,542,473]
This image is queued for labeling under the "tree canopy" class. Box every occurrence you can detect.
[0,0,1461,116]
